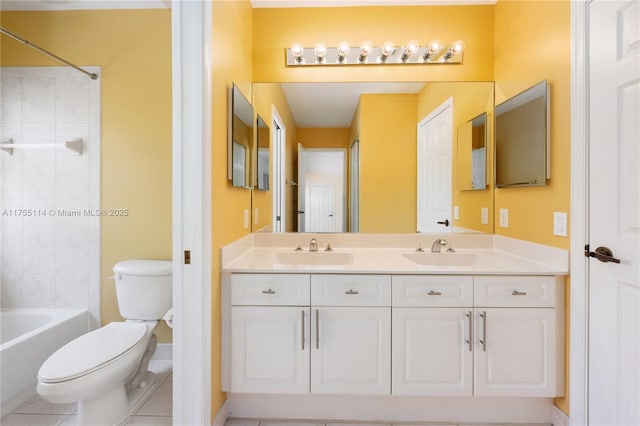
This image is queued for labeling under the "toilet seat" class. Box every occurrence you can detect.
[39,322,147,384]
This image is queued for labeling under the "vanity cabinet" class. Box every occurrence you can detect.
[224,272,563,398]
[311,274,392,395]
[229,274,311,393]
[391,275,563,398]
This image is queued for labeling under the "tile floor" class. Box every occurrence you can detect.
[0,360,173,426]
[225,420,551,426]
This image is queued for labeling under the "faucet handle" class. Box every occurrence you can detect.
[325,243,333,252]
[295,244,303,252]
[416,243,424,252]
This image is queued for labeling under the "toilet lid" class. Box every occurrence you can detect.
[38,322,147,383]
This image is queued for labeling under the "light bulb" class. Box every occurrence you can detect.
[291,43,304,58]
[314,43,327,57]
[451,40,465,53]
[401,40,420,62]
[381,41,395,57]
[422,39,442,62]
[337,41,350,62]
[359,40,373,62]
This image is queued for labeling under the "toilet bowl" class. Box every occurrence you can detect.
[37,260,172,426]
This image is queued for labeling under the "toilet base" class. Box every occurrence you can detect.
[71,371,157,426]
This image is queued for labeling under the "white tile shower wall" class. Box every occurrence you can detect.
[0,67,101,325]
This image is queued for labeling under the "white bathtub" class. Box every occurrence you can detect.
[0,308,88,417]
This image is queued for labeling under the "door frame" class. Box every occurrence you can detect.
[569,1,590,424]
[171,1,212,424]
[272,106,286,232]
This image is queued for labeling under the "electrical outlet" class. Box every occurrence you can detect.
[499,208,509,227]
[243,209,249,229]
[453,206,460,220]
[554,212,568,237]
[481,207,489,225]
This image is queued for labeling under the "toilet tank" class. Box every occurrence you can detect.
[113,260,172,320]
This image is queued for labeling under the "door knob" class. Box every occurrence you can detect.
[585,245,621,264]
[437,219,450,227]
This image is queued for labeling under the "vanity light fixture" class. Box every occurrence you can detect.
[286,39,464,66]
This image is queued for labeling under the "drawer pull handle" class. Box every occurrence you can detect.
[427,290,442,296]
[315,309,320,349]
[512,290,527,296]
[262,289,276,295]
[301,310,305,351]
[345,289,359,295]
[465,311,473,352]
[480,311,487,352]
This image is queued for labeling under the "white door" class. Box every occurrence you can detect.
[306,184,336,232]
[350,139,360,232]
[311,307,391,394]
[272,109,286,232]
[474,308,557,397]
[417,97,453,233]
[588,1,640,424]
[231,307,310,394]
[392,308,472,396]
[297,143,306,232]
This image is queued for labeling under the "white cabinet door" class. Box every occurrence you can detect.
[231,306,310,393]
[474,308,558,397]
[392,308,473,396]
[311,307,391,394]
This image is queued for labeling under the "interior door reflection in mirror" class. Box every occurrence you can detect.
[251,81,494,234]
[256,114,269,191]
[228,84,254,188]
[458,112,488,191]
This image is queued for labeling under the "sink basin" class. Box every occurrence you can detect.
[402,252,481,267]
[275,251,354,266]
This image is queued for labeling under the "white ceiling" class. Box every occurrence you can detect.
[280,82,426,128]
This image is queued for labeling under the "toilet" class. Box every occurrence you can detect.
[37,260,172,426]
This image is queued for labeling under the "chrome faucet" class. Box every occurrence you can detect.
[309,238,318,252]
[431,239,449,253]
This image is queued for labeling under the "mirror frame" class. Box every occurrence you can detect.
[256,114,270,191]
[228,83,254,189]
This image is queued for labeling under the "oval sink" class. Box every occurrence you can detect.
[275,251,354,266]
[402,252,480,267]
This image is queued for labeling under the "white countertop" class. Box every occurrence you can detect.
[221,234,569,275]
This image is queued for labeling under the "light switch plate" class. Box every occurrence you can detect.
[243,209,249,229]
[254,208,259,225]
[499,208,509,227]
[554,211,568,237]
[481,207,489,225]
[453,206,460,220]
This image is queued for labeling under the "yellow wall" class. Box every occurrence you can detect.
[417,82,494,233]
[359,94,417,233]
[297,128,350,149]
[252,82,299,232]
[211,0,254,413]
[0,10,173,342]
[493,0,571,250]
[253,5,494,82]
[494,0,571,414]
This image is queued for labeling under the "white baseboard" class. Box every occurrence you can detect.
[152,343,173,361]
[213,400,229,426]
[227,394,554,424]
[552,405,569,426]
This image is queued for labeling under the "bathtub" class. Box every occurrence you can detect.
[0,308,88,417]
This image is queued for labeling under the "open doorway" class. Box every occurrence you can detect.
[297,146,346,232]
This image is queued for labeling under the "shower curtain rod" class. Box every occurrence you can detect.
[0,27,98,80]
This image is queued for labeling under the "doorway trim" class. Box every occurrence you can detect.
[272,106,286,232]
[171,1,212,424]
[569,1,589,424]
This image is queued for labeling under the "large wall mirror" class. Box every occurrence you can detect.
[252,81,495,234]
[228,84,254,189]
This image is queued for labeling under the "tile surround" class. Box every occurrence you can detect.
[0,67,100,322]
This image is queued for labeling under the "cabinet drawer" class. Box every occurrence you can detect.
[474,276,559,307]
[311,274,391,306]
[392,275,473,307]
[231,274,310,306]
